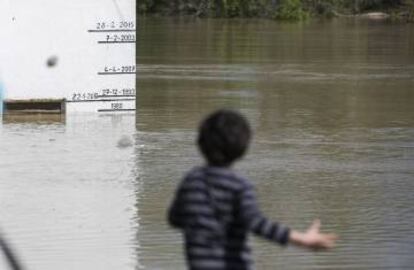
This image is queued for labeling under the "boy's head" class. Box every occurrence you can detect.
[197,109,251,167]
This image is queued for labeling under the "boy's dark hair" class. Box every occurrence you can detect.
[197,109,251,167]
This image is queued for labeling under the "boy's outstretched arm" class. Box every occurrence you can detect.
[239,186,337,249]
[238,186,291,245]
[289,219,338,249]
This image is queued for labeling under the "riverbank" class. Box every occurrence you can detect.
[138,0,414,22]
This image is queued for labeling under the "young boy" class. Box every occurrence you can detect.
[168,109,337,270]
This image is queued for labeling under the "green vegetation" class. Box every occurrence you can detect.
[405,0,414,21]
[138,0,414,21]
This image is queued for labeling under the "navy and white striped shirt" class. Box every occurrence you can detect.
[168,166,290,270]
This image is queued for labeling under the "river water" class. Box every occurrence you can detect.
[1,17,414,269]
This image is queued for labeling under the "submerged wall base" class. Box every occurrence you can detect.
[4,99,66,115]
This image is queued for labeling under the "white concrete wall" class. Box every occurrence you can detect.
[0,0,135,113]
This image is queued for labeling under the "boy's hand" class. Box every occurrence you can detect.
[289,219,338,249]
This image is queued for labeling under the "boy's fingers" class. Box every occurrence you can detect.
[327,233,339,240]
[323,241,335,249]
[311,219,321,231]
[322,233,338,248]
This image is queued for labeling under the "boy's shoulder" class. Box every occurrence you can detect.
[183,166,253,191]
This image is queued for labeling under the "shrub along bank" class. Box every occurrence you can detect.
[138,0,414,21]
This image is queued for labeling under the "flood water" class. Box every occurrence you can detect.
[2,17,414,269]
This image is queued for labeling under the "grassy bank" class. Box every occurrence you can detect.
[138,0,414,21]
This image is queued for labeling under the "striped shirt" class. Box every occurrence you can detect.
[168,166,290,270]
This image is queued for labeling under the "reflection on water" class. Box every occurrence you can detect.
[137,17,414,269]
[2,114,66,124]
[0,115,139,270]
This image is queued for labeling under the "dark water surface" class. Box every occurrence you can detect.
[1,17,414,270]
